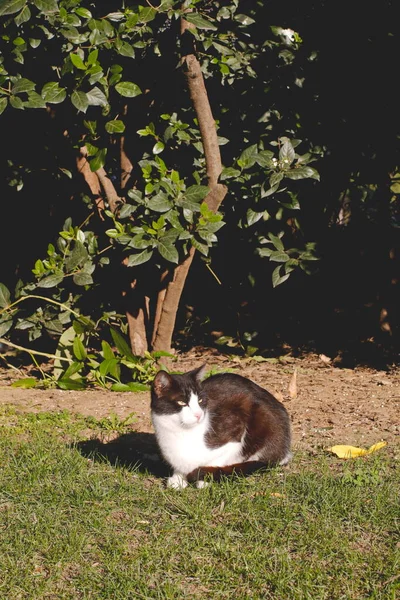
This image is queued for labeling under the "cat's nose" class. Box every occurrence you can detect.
[194,412,202,421]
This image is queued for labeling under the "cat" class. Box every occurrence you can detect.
[150,365,292,489]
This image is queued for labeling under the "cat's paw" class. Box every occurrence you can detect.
[167,474,188,489]
[195,480,210,489]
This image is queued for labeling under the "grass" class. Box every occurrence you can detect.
[0,406,399,599]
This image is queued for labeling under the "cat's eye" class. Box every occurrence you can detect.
[177,400,186,406]
[198,398,203,404]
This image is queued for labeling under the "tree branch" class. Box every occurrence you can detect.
[78,146,121,214]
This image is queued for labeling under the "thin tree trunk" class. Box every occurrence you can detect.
[152,247,196,352]
[151,16,228,353]
[78,145,149,356]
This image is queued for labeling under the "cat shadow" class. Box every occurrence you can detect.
[74,431,171,478]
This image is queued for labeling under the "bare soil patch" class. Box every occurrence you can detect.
[0,349,399,454]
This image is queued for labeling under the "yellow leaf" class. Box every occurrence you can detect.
[328,441,387,459]
[366,441,387,454]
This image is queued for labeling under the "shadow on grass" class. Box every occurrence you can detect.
[75,432,170,479]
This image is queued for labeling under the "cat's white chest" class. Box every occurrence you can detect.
[152,412,243,475]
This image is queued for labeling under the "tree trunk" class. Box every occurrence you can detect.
[150,16,228,353]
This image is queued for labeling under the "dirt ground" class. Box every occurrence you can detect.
[0,348,399,458]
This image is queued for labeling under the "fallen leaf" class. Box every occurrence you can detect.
[328,441,387,459]
[319,353,332,364]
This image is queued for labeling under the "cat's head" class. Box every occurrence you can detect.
[151,365,208,428]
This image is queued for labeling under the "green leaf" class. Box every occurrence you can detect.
[153,141,165,155]
[73,272,93,286]
[270,251,290,262]
[0,319,13,337]
[38,274,64,288]
[191,238,209,256]
[71,90,89,113]
[0,98,8,115]
[62,361,84,379]
[279,140,295,165]
[11,78,35,94]
[234,13,255,25]
[10,96,24,110]
[197,229,217,244]
[126,249,153,267]
[185,12,217,30]
[0,0,26,16]
[258,247,273,258]
[33,0,58,14]
[102,340,115,360]
[73,336,87,361]
[89,148,107,172]
[126,382,150,391]
[11,378,37,388]
[70,52,86,70]
[65,241,88,272]
[117,42,135,58]
[220,167,241,180]
[105,119,125,134]
[14,4,30,24]
[261,182,280,198]
[256,150,275,168]
[157,238,179,264]
[75,7,92,19]
[57,378,86,390]
[269,172,284,188]
[284,166,320,181]
[129,234,152,249]
[269,234,284,251]
[115,82,142,98]
[41,82,66,104]
[272,266,290,288]
[184,185,209,203]
[147,193,172,213]
[0,283,11,308]
[24,91,47,108]
[99,357,120,378]
[110,328,135,360]
[86,87,107,107]
[247,209,264,226]
[138,6,156,23]
[237,144,258,169]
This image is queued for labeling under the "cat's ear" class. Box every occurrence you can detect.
[152,370,173,397]
[190,364,208,383]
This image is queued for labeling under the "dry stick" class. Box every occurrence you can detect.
[152,17,227,353]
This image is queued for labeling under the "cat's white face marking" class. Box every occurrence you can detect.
[180,391,204,427]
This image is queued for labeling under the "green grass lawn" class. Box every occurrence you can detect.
[0,405,399,600]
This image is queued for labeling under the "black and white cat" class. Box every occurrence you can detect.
[151,365,292,489]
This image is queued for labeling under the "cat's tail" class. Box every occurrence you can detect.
[186,461,269,483]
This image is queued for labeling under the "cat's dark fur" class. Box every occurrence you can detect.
[151,365,292,488]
